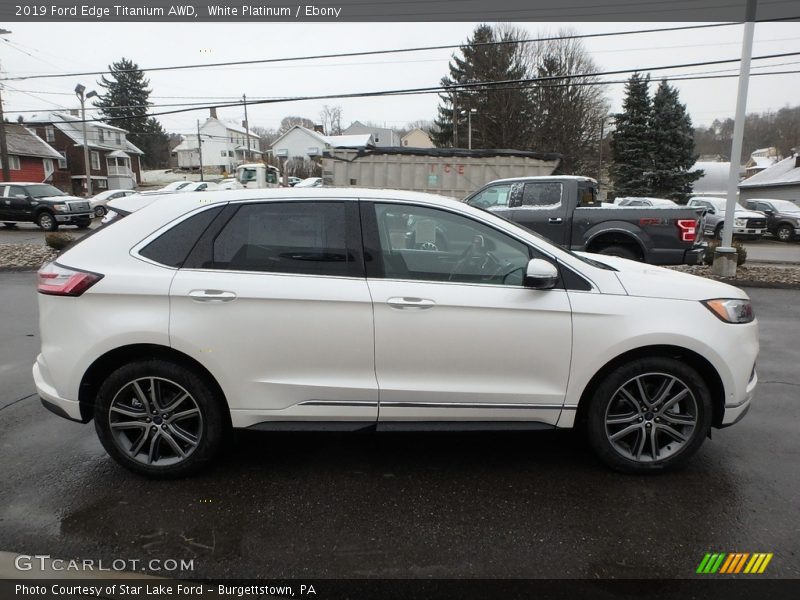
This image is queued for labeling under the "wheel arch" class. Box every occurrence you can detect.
[585,229,646,261]
[573,344,726,430]
[78,343,231,426]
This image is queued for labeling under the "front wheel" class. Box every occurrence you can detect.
[94,205,106,217]
[37,211,58,231]
[586,357,712,473]
[94,360,227,478]
[776,225,793,242]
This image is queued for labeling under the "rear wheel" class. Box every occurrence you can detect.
[776,224,793,242]
[597,245,640,261]
[94,360,226,478]
[94,205,106,217]
[37,211,58,232]
[586,357,711,473]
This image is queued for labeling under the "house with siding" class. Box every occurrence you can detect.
[24,112,143,195]
[342,121,399,147]
[739,153,800,203]
[401,128,434,149]
[172,112,262,173]
[1,124,65,185]
[269,125,373,160]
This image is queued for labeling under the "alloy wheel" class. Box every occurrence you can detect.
[604,372,698,463]
[108,377,203,466]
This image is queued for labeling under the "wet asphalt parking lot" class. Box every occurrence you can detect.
[0,272,798,580]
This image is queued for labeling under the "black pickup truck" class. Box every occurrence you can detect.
[464,176,705,265]
[0,182,92,231]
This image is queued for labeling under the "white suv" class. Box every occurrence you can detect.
[34,189,758,478]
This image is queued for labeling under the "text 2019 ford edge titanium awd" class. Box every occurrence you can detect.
[34,189,758,477]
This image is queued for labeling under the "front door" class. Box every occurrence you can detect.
[362,201,573,426]
[509,180,570,246]
[168,200,378,427]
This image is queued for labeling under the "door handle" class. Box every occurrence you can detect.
[188,289,237,302]
[387,297,436,309]
[548,217,563,224]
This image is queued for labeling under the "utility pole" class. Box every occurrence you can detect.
[196,119,204,182]
[0,30,10,182]
[75,84,97,196]
[242,94,250,158]
[598,118,606,192]
[713,0,756,277]
[451,86,458,148]
[0,82,9,183]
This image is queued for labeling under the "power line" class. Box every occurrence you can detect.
[8,51,800,124]
[3,20,797,83]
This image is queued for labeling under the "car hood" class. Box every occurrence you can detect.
[731,209,765,219]
[39,194,85,203]
[577,253,748,301]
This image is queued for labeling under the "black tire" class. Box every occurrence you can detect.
[36,211,58,232]
[2,222,18,229]
[715,224,724,240]
[94,205,106,217]
[776,224,793,243]
[94,360,227,479]
[586,357,712,474]
[597,245,640,261]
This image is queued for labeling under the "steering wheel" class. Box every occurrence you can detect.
[448,238,504,282]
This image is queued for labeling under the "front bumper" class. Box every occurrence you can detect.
[33,354,84,422]
[55,212,92,223]
[720,367,757,427]
[732,227,765,237]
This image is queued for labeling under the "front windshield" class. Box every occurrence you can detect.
[27,184,65,198]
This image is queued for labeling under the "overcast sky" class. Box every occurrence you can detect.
[1,21,798,138]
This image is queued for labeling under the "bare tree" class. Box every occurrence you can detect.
[524,28,609,174]
[320,105,343,135]
[278,115,316,134]
[250,126,279,152]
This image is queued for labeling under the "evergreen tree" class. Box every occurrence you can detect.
[432,24,534,149]
[609,73,654,196]
[94,58,168,168]
[649,80,702,202]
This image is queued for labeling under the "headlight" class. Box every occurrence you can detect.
[52,204,68,212]
[703,298,755,323]
[734,218,746,227]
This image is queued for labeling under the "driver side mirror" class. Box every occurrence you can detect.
[706,207,715,214]
[524,259,559,290]
[763,209,774,215]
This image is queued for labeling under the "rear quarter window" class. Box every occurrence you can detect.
[138,206,223,268]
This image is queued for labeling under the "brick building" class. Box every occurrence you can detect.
[24,112,144,196]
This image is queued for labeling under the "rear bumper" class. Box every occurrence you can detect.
[648,244,706,266]
[32,354,85,422]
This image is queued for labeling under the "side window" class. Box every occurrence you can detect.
[0,185,6,197]
[139,206,223,268]
[9,185,26,198]
[519,182,563,208]
[371,203,532,286]
[467,184,512,209]
[210,201,354,276]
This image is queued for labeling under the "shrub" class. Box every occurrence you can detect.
[703,239,747,266]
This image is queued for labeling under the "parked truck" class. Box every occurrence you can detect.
[322,147,561,197]
[465,176,706,265]
[234,163,282,189]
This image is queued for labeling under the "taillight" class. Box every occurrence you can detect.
[37,262,103,297]
[676,219,697,242]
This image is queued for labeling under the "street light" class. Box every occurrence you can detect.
[75,83,98,196]
[460,108,477,150]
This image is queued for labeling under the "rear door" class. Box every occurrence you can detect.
[0,185,8,220]
[6,185,34,221]
[167,199,378,426]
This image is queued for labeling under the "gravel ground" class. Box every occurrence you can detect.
[0,244,58,271]
[2,242,799,288]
